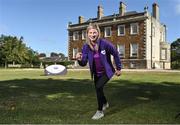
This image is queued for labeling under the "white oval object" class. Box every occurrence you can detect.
[45,64,67,75]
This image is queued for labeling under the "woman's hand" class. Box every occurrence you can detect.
[76,52,82,61]
[115,70,121,76]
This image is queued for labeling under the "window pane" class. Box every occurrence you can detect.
[131,43,138,57]
[120,27,124,34]
[118,25,125,35]
[105,27,111,37]
[82,30,86,40]
[132,25,137,33]
[161,49,166,60]
[131,23,138,34]
[107,29,110,36]
[117,44,125,57]
[73,48,78,58]
[73,31,79,40]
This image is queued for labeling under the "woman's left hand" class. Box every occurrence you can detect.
[115,70,121,76]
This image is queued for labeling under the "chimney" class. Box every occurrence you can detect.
[119,2,126,16]
[97,5,104,19]
[79,16,84,24]
[144,6,148,12]
[152,3,159,20]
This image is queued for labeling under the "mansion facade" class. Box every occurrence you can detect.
[67,2,171,69]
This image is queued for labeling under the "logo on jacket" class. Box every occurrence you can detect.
[101,50,106,55]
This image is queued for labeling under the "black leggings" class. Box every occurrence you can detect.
[94,74,109,111]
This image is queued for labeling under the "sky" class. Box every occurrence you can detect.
[0,0,180,56]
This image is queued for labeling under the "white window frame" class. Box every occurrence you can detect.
[104,27,112,37]
[73,48,78,59]
[161,48,167,60]
[73,31,79,41]
[130,43,138,57]
[130,23,139,35]
[117,44,125,58]
[82,30,86,40]
[118,25,125,36]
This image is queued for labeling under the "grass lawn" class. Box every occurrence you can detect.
[0,69,180,124]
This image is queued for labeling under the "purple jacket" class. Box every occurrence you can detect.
[78,38,121,79]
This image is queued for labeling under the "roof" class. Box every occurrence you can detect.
[69,11,146,28]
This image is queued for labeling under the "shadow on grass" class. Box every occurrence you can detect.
[0,78,180,123]
[107,80,180,116]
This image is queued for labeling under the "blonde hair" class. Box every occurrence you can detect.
[86,23,101,51]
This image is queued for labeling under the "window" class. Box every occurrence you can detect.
[130,62,136,69]
[82,30,86,40]
[118,25,125,36]
[161,49,167,60]
[130,43,138,57]
[73,31,79,41]
[104,27,111,37]
[73,48,78,59]
[117,44,125,58]
[130,23,139,35]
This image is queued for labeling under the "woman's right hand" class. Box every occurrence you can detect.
[76,52,82,61]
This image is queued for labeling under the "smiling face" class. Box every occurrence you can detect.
[87,28,99,42]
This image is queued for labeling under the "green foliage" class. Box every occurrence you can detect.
[0,34,40,68]
[58,61,74,66]
[171,38,180,69]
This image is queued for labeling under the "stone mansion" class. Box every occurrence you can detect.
[67,2,171,69]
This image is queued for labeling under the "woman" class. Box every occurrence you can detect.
[76,23,121,120]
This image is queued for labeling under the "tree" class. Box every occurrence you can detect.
[59,53,65,61]
[16,37,29,64]
[0,35,40,68]
[171,38,180,69]
[50,52,59,57]
[0,35,5,66]
[39,53,46,58]
[0,36,16,68]
[26,48,40,66]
